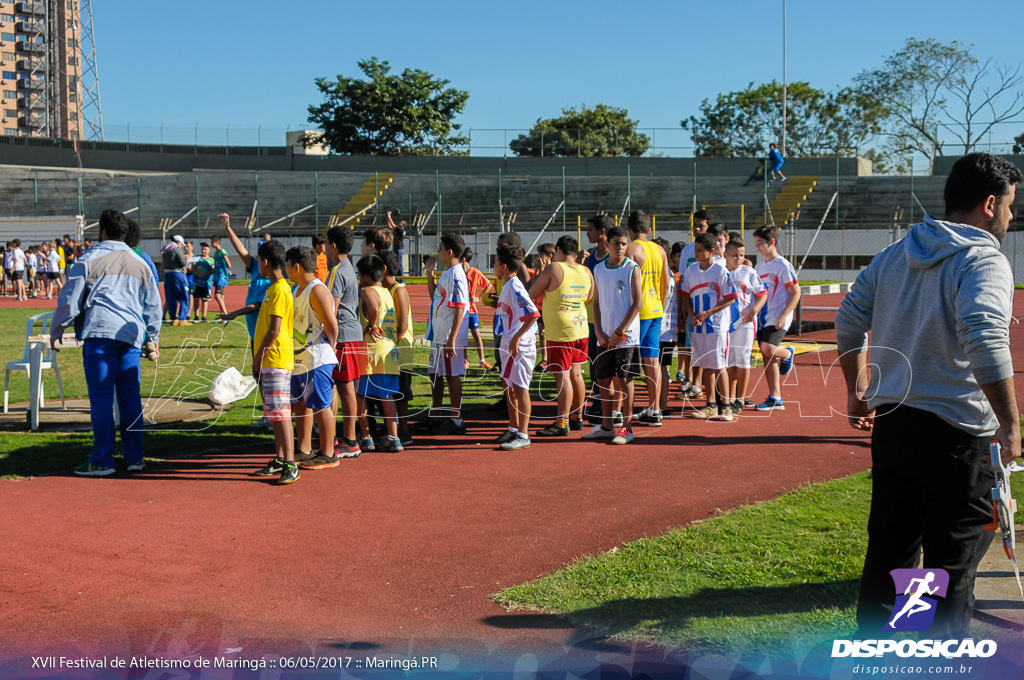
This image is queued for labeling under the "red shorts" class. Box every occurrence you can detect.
[332,341,364,383]
[545,338,588,372]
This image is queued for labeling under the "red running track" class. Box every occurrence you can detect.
[1,288,1022,675]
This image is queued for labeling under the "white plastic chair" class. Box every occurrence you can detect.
[4,311,66,413]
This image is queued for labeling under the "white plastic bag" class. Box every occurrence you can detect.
[208,366,258,406]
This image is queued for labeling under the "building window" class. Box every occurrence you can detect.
[69,94,77,103]
[3,52,14,61]
[1,33,15,41]
[68,77,76,92]
[3,91,18,99]
[67,37,75,48]
[67,19,73,28]
[5,109,16,118]
[2,71,14,79]
[67,56,76,65]
[1,14,14,22]
[5,129,17,136]
[67,2,75,10]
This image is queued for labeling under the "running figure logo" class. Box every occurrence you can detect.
[885,568,949,632]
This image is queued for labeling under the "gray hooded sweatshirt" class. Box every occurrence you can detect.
[835,214,1014,436]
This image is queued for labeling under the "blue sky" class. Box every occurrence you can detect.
[93,0,1024,154]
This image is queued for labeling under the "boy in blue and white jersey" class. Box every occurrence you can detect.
[492,244,540,451]
[681,232,738,421]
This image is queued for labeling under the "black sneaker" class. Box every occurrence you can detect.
[294,450,318,463]
[277,462,300,485]
[494,430,518,445]
[254,458,285,476]
[635,409,663,427]
[584,403,604,423]
[434,419,467,435]
[299,453,340,470]
[569,417,583,431]
[484,397,509,413]
[612,411,624,427]
[731,400,744,416]
[535,422,570,437]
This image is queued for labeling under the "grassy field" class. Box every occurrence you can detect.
[0,307,512,477]
[495,473,871,657]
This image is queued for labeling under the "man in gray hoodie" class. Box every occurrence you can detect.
[836,152,1022,638]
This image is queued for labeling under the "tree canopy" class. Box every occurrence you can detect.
[682,81,886,158]
[307,57,470,156]
[855,38,1024,168]
[510,105,650,157]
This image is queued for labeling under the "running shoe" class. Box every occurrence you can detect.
[434,419,467,435]
[479,359,494,370]
[253,458,286,476]
[300,453,340,470]
[535,422,569,437]
[710,407,735,422]
[293,450,318,463]
[755,396,786,411]
[569,416,583,431]
[779,346,795,376]
[378,436,405,453]
[611,428,635,445]
[633,408,663,427]
[359,437,376,452]
[691,405,719,419]
[125,460,146,472]
[74,462,115,477]
[582,425,616,440]
[500,436,531,451]
[277,462,299,485]
[494,430,518,445]
[337,441,362,458]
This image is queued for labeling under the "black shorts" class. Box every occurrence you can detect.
[756,325,787,347]
[593,345,641,381]
[46,272,60,281]
[398,369,414,404]
[193,283,211,300]
[659,341,677,366]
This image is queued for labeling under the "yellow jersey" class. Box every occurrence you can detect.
[359,284,399,375]
[635,239,664,320]
[541,262,591,342]
[388,281,415,369]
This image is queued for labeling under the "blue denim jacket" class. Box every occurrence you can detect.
[51,240,163,347]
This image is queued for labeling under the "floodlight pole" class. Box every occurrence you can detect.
[782,0,787,156]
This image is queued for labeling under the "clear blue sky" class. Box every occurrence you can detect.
[93,0,1024,154]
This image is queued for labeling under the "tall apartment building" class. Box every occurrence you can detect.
[0,0,83,139]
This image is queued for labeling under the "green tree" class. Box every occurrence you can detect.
[855,38,1024,169]
[307,57,470,156]
[682,81,885,158]
[510,105,650,157]
[1014,132,1024,154]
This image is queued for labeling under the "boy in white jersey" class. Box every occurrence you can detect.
[680,233,738,421]
[285,246,340,469]
[586,226,643,445]
[429,233,470,435]
[724,237,767,414]
[492,244,540,451]
[678,209,713,398]
[753,225,801,411]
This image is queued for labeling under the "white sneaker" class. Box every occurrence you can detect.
[582,424,616,439]
[611,428,635,445]
[500,436,531,451]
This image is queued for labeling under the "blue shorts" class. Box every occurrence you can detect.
[213,274,230,290]
[638,317,662,359]
[357,373,400,399]
[468,312,480,331]
[290,364,335,410]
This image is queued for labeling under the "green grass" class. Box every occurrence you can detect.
[495,474,871,656]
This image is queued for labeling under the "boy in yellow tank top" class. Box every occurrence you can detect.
[527,235,594,437]
[625,210,672,426]
[379,250,414,447]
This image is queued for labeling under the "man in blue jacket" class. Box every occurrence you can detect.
[836,153,1022,638]
[51,209,163,476]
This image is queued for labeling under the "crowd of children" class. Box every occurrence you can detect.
[3,236,87,301]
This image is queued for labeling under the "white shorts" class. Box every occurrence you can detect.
[727,325,756,369]
[499,344,536,390]
[690,330,729,370]
[429,342,466,377]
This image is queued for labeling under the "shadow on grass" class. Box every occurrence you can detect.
[485,579,859,652]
